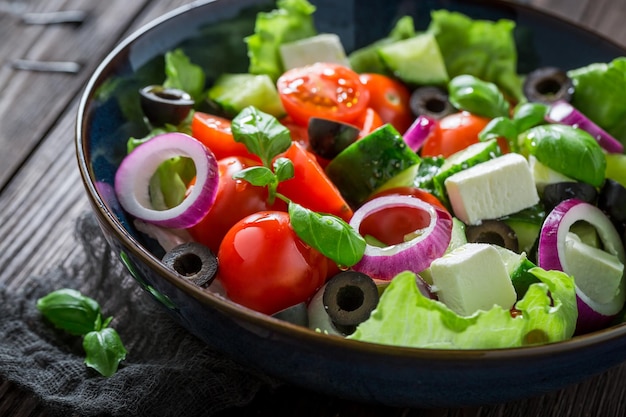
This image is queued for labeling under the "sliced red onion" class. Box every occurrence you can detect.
[538,198,626,333]
[115,132,219,229]
[349,195,453,281]
[402,115,437,152]
[546,100,624,154]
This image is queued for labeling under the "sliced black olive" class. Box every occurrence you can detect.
[542,181,598,212]
[139,85,195,126]
[162,242,217,287]
[322,271,379,335]
[409,86,455,119]
[598,179,626,224]
[272,302,309,327]
[308,117,360,160]
[523,67,574,104]
[465,220,519,252]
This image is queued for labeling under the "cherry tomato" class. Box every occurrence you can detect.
[217,211,329,315]
[277,63,370,127]
[277,142,353,221]
[355,107,384,138]
[188,156,286,253]
[359,73,413,134]
[421,111,491,158]
[361,187,448,246]
[191,112,257,161]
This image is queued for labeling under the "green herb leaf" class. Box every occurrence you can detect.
[36,289,102,336]
[233,166,276,187]
[83,328,128,377]
[273,157,295,182]
[231,106,292,167]
[478,117,519,151]
[163,48,205,103]
[448,75,510,119]
[288,202,366,267]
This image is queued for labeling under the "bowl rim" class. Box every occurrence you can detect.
[75,0,626,362]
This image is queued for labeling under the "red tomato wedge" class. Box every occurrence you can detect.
[359,73,413,134]
[191,112,257,161]
[277,62,370,127]
[421,111,491,158]
[277,142,353,222]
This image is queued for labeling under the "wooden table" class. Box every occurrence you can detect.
[1,0,626,415]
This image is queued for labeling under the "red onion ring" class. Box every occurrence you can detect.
[403,115,437,152]
[114,132,219,229]
[349,195,453,281]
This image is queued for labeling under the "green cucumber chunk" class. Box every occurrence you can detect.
[325,124,421,207]
[208,73,286,118]
[377,33,449,86]
[493,246,540,300]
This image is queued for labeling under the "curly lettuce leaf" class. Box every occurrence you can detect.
[427,10,523,101]
[568,57,626,146]
[245,0,317,82]
[348,268,577,349]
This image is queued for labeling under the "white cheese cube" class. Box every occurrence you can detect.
[280,33,350,70]
[444,153,539,225]
[430,243,517,316]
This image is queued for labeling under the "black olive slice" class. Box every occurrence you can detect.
[322,271,379,335]
[542,181,598,212]
[465,220,519,252]
[308,117,360,160]
[598,179,626,224]
[523,67,574,104]
[409,86,455,119]
[162,242,217,287]
[139,85,195,126]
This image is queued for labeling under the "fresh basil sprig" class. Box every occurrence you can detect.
[37,289,127,377]
[231,106,366,267]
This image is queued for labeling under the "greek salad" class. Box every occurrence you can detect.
[110,0,626,349]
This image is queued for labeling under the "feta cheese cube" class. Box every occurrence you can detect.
[444,153,539,225]
[430,243,517,316]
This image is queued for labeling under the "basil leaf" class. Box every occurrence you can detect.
[273,157,295,182]
[231,106,292,167]
[448,74,510,119]
[479,117,519,151]
[233,166,276,187]
[513,102,549,133]
[36,289,102,336]
[83,328,128,377]
[288,202,365,267]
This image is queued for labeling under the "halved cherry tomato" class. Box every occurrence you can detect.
[217,211,329,315]
[188,156,286,253]
[191,112,257,161]
[359,73,413,134]
[277,142,353,221]
[421,111,491,158]
[277,63,370,127]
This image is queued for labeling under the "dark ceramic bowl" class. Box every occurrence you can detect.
[76,0,626,408]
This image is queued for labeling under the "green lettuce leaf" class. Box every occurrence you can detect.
[245,0,317,82]
[162,48,206,104]
[348,267,577,349]
[427,10,523,101]
[568,57,626,146]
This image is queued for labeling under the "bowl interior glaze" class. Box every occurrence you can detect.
[77,0,626,407]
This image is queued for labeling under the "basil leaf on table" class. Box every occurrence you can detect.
[36,289,102,336]
[83,327,128,377]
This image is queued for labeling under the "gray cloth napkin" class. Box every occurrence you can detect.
[0,211,279,417]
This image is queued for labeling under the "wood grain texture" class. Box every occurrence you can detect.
[1,0,626,416]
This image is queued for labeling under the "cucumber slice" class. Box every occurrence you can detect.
[378,33,449,86]
[208,73,285,118]
[325,124,421,207]
[280,33,350,70]
[493,246,540,300]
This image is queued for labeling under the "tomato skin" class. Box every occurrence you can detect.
[277,142,353,221]
[359,73,414,134]
[356,107,384,138]
[188,156,286,253]
[217,211,329,315]
[277,63,370,127]
[191,112,257,161]
[421,111,491,158]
